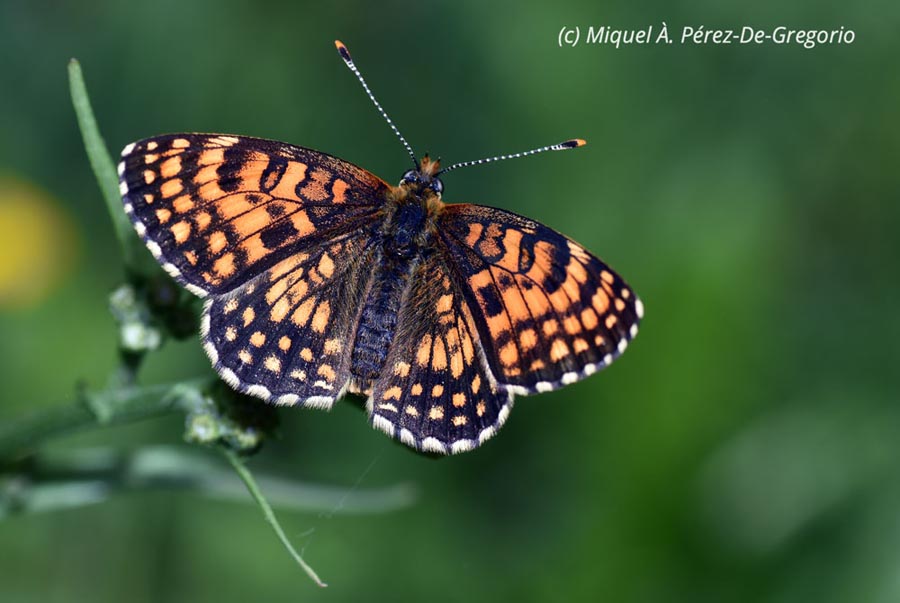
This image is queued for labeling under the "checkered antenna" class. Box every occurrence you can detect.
[335,40,419,169]
[435,139,586,176]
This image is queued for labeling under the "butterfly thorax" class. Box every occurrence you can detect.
[347,169,444,394]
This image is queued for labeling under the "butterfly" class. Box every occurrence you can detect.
[117,41,643,455]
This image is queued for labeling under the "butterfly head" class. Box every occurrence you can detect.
[400,154,444,196]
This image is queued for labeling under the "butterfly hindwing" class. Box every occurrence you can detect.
[438,203,643,394]
[368,255,513,454]
[118,134,388,296]
[201,224,377,408]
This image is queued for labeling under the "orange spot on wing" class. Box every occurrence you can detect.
[331,179,349,203]
[161,179,183,198]
[527,241,557,282]
[240,233,269,264]
[197,148,225,166]
[476,223,502,257]
[298,167,332,201]
[432,337,448,370]
[291,298,315,327]
[266,278,288,305]
[230,206,274,240]
[564,315,582,335]
[436,293,453,314]
[499,341,518,367]
[172,195,194,213]
[550,339,569,361]
[213,252,236,278]
[195,211,212,231]
[270,161,308,199]
[592,289,610,314]
[519,328,538,351]
[171,220,191,244]
[311,301,331,333]
[317,253,335,279]
[568,260,589,285]
[416,334,432,366]
[542,319,559,336]
[160,156,182,179]
[496,228,523,272]
[264,355,281,372]
[290,211,315,237]
[317,364,336,381]
[465,222,484,247]
[499,279,532,323]
[208,231,227,255]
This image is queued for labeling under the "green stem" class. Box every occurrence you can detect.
[2,446,415,520]
[222,448,328,588]
[0,379,209,462]
[68,58,149,275]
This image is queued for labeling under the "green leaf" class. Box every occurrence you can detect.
[68,59,152,276]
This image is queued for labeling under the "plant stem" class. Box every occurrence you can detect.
[0,380,208,462]
[68,58,153,276]
[222,448,328,588]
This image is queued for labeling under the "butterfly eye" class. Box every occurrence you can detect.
[430,178,444,194]
[401,169,419,184]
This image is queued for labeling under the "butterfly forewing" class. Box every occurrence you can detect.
[119,134,388,296]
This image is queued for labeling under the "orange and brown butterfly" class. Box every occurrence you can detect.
[117,40,643,455]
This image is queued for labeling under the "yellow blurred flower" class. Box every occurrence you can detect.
[0,173,79,309]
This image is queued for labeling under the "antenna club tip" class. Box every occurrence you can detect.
[566,138,587,148]
[334,40,351,61]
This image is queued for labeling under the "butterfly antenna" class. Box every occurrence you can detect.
[435,139,586,176]
[335,40,419,169]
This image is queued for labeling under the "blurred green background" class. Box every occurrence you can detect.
[1,1,898,601]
